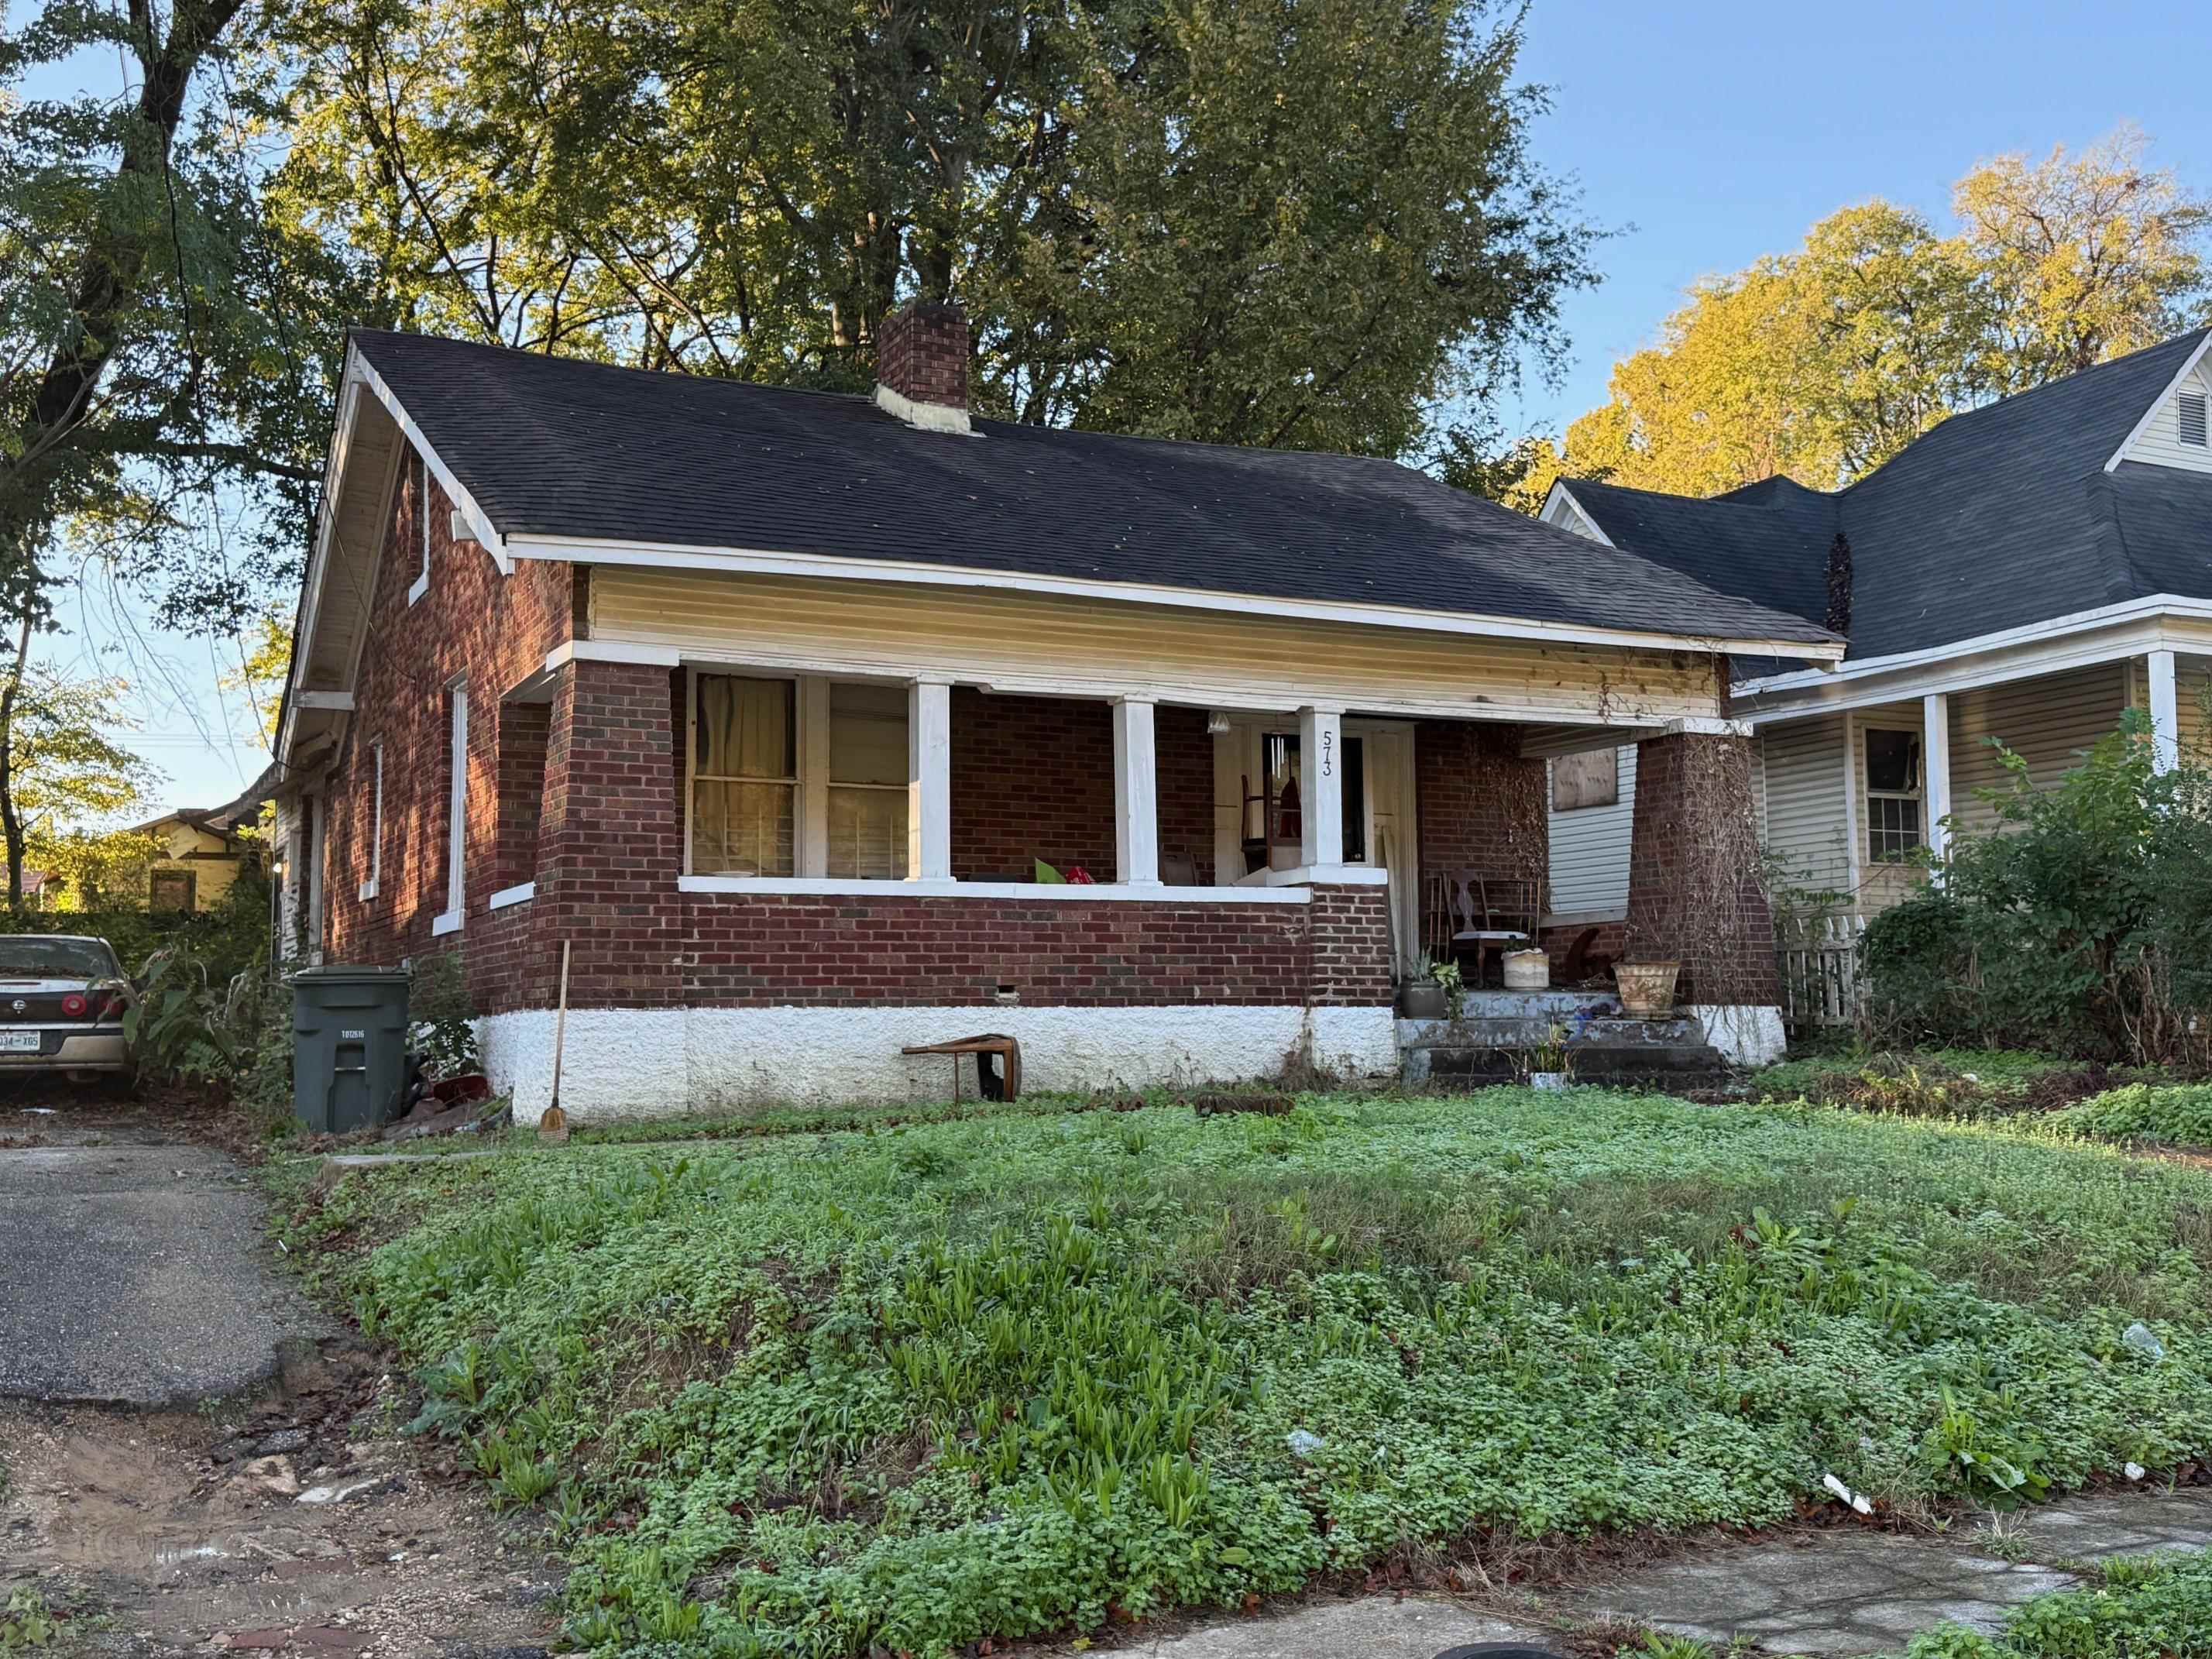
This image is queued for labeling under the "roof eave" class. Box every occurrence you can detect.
[508,531,1846,663]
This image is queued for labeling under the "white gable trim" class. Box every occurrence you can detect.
[1541,480,1616,546]
[2104,332,2212,472]
[348,349,511,570]
[510,532,1843,662]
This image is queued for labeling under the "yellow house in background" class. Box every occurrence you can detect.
[122,771,273,912]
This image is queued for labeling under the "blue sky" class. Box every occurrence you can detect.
[16,0,2212,810]
[1507,0,2211,433]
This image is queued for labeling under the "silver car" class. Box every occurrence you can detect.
[0,935,132,1080]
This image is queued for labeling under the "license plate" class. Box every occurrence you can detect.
[0,1031,39,1053]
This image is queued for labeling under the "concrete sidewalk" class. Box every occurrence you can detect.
[1077,1488,2212,1658]
[0,1124,330,1405]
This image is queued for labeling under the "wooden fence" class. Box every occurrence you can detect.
[1776,915,1863,1031]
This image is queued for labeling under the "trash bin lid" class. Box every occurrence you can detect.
[290,964,411,985]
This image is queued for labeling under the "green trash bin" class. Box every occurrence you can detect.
[292,966,411,1135]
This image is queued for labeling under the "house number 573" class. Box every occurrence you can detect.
[1320,730,1334,777]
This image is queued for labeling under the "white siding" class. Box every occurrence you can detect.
[2122,356,2212,474]
[1949,664,2129,833]
[1761,716,1851,901]
[1547,744,1636,919]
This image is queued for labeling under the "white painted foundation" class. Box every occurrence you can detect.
[1691,1005,1788,1068]
[478,1003,1399,1121]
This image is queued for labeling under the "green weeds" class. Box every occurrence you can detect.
[298,1089,2212,1658]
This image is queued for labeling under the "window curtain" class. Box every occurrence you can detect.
[694,676,795,875]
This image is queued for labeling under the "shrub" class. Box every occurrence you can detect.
[2059,1084,2212,1148]
[1863,716,2212,1064]
[407,950,480,1079]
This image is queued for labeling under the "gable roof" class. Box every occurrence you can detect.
[1559,328,2212,664]
[345,329,1837,653]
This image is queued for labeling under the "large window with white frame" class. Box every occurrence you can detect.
[689,672,908,879]
[1863,726,1923,864]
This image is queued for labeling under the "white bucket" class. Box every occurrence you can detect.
[1503,949,1551,991]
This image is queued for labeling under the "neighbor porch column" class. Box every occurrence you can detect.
[1922,692,1952,869]
[2149,648,2180,775]
[908,676,953,881]
[1298,705,1343,867]
[1111,695,1161,885]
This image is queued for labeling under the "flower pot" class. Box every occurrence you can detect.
[1614,960,1680,1018]
[1503,949,1550,991]
[1398,980,1448,1019]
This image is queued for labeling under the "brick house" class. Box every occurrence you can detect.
[271,305,1841,1117]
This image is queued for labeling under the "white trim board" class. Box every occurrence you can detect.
[676,875,1314,903]
[1737,597,2212,723]
[510,531,1844,662]
[1541,481,1619,547]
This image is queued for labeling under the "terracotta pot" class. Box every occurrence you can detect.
[1503,949,1551,991]
[1614,960,1680,1018]
[1398,980,1449,1019]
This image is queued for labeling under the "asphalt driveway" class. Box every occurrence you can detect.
[0,1108,329,1405]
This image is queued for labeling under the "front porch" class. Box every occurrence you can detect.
[466,655,1784,1115]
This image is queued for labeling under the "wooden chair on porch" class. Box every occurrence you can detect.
[1442,871,1544,987]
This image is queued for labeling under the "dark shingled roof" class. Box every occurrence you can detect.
[1561,328,2212,665]
[350,329,1836,648]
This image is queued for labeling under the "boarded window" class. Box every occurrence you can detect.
[149,869,195,912]
[1551,747,1619,812]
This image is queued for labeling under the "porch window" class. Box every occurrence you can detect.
[826,682,908,878]
[693,675,797,876]
[690,672,910,878]
[1863,727,1922,863]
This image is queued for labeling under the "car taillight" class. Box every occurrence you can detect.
[61,993,87,1018]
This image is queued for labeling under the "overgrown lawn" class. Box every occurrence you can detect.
[284,1090,2212,1657]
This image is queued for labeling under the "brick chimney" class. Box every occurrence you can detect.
[874,301,971,435]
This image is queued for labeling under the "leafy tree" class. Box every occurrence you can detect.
[1516,132,2209,505]
[266,0,1597,458]
[1,665,160,903]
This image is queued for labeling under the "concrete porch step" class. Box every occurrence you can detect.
[1397,1015,1702,1049]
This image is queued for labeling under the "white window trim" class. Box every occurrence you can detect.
[685,667,915,881]
[434,681,467,934]
[358,740,383,901]
[405,456,431,606]
[488,881,534,910]
[1861,723,1924,866]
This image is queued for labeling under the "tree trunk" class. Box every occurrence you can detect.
[0,611,36,907]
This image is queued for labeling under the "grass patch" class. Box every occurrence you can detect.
[290,1089,2212,1658]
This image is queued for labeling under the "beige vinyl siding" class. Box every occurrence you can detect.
[2123,357,2212,473]
[1760,716,1850,901]
[587,568,1726,725]
[1949,664,2129,833]
[1547,744,1635,918]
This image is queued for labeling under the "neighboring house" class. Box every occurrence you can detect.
[125,778,271,912]
[1544,328,2212,933]
[272,304,1841,1116]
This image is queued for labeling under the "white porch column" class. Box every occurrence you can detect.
[1298,705,1343,867]
[2149,648,2180,775]
[799,677,831,877]
[1111,695,1161,885]
[1922,692,1952,869]
[907,677,953,881]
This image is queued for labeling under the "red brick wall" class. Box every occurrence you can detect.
[948,692,1214,884]
[319,452,575,991]
[1623,733,1779,1004]
[1309,884,1392,1005]
[1413,720,1547,920]
[875,301,968,411]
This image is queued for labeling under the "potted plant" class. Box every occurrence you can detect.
[1613,960,1679,1018]
[1523,1021,1575,1091]
[1433,957,1467,1022]
[1398,956,1449,1020]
